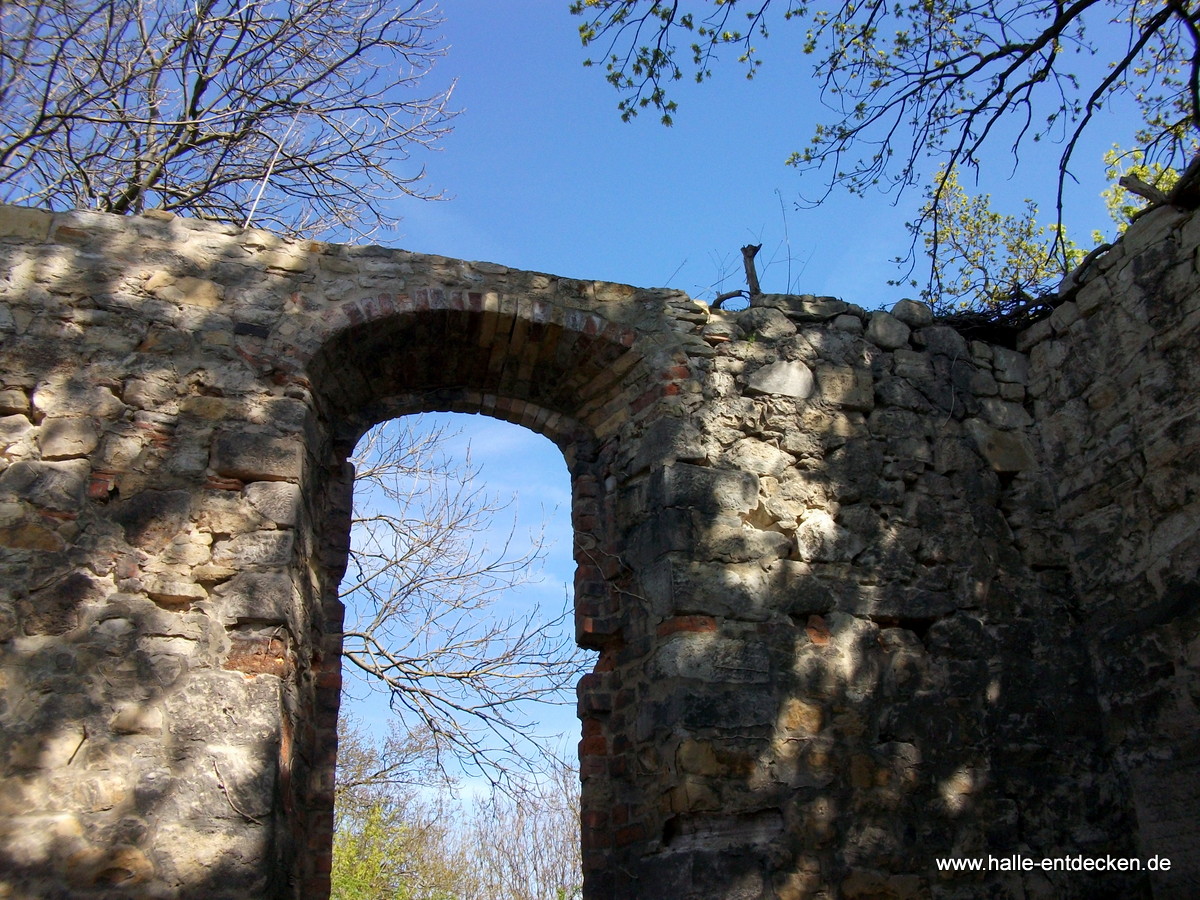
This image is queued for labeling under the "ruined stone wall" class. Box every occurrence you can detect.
[0,201,1194,899]
[1025,204,1200,897]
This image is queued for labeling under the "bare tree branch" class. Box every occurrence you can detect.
[341,417,586,792]
[0,0,456,239]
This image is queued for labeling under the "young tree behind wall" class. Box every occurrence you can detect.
[0,0,454,238]
[341,418,585,792]
[572,0,1200,279]
[903,165,1086,315]
[454,754,583,900]
[333,715,584,900]
[332,715,468,900]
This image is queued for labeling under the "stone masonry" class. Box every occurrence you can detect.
[0,200,1196,898]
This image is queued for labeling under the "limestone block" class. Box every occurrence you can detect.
[735,307,797,340]
[746,360,814,398]
[123,375,180,410]
[145,578,207,606]
[980,397,1033,429]
[890,299,934,328]
[696,516,792,564]
[865,311,910,350]
[196,491,265,534]
[211,431,304,482]
[645,559,776,621]
[39,417,99,459]
[0,204,53,240]
[0,413,32,453]
[110,703,165,735]
[794,509,866,562]
[631,417,707,473]
[0,459,88,512]
[244,481,302,527]
[0,389,29,415]
[756,294,848,321]
[892,349,934,382]
[19,571,106,635]
[832,314,864,335]
[912,325,968,358]
[991,346,1031,384]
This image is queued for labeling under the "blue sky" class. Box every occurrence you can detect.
[384,0,1133,301]
[341,1,1146,766]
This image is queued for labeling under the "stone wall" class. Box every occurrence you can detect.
[0,200,1195,898]
[1025,205,1200,898]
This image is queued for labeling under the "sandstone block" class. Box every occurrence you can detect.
[0,413,32,451]
[652,463,758,515]
[0,204,53,240]
[723,438,795,478]
[0,389,30,415]
[32,380,124,419]
[816,365,874,411]
[991,345,1031,384]
[651,633,770,683]
[145,578,207,606]
[980,397,1033,429]
[211,531,295,567]
[913,324,968,358]
[146,271,225,307]
[215,572,295,624]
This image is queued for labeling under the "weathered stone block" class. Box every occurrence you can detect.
[816,365,874,411]
[112,490,193,553]
[651,633,771,683]
[38,416,99,459]
[865,311,910,349]
[0,459,88,512]
[214,572,295,624]
[244,481,302,527]
[745,359,814,398]
[735,306,797,340]
[890,298,933,327]
[652,463,758,515]
[211,431,304,482]
[212,531,295,567]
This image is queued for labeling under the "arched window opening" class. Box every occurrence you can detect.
[331,411,588,900]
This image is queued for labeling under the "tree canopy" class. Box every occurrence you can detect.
[572,0,1200,245]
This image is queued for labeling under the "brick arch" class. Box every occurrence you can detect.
[305,288,647,451]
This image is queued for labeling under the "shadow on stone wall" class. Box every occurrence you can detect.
[581,307,1146,898]
[0,208,307,897]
